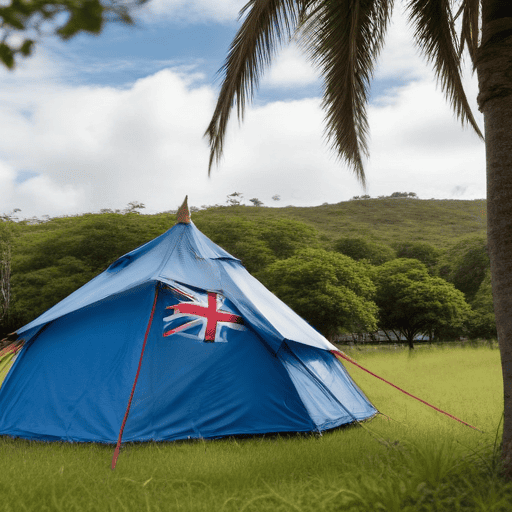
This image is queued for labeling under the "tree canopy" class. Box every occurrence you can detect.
[259,248,378,339]
[374,258,472,348]
[438,234,489,302]
[466,268,496,339]
[393,241,442,275]
[0,0,146,69]
[196,216,318,273]
[334,236,396,265]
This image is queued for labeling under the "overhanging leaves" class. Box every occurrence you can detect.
[407,0,483,138]
[206,0,485,183]
[205,0,301,174]
[299,0,393,186]
[0,0,147,68]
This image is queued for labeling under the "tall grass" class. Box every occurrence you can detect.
[1,344,510,511]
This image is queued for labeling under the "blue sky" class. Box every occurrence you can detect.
[0,2,485,218]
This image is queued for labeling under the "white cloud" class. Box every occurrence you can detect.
[140,0,246,23]
[0,163,16,208]
[0,25,486,221]
[0,59,219,216]
[210,97,359,203]
[375,7,428,83]
[17,175,86,213]
[263,44,319,89]
[366,75,484,199]
[0,162,84,217]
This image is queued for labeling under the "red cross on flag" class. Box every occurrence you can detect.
[163,291,244,342]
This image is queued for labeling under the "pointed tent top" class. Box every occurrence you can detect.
[176,196,191,224]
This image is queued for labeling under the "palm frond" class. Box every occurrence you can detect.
[457,0,480,65]
[407,0,483,139]
[205,0,301,174]
[298,0,393,187]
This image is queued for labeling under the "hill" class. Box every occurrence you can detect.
[193,198,487,249]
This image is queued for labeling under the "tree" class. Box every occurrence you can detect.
[374,259,472,349]
[259,248,378,339]
[226,192,244,206]
[467,268,497,339]
[197,216,276,273]
[204,0,512,473]
[257,218,318,259]
[0,210,20,335]
[12,256,95,323]
[438,234,489,302]
[390,191,417,198]
[0,0,146,69]
[196,216,318,272]
[124,201,146,214]
[334,236,395,265]
[0,234,11,326]
[393,241,442,275]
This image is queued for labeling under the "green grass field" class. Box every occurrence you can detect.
[1,344,509,511]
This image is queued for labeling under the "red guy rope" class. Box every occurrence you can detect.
[111,287,160,470]
[331,350,483,433]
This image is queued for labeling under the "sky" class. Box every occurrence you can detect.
[0,1,486,219]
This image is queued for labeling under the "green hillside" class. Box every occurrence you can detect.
[193,198,487,248]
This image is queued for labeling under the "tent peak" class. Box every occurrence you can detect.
[176,196,191,224]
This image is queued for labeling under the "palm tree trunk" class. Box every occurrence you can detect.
[477,0,512,478]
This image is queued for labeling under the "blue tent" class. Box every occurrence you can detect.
[0,199,376,445]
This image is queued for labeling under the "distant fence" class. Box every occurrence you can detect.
[333,331,434,344]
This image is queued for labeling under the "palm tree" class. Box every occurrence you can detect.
[205,0,512,476]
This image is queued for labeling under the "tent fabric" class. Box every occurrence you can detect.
[0,220,376,443]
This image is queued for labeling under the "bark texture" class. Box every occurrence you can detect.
[477,4,512,478]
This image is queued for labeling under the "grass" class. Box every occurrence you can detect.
[1,344,509,511]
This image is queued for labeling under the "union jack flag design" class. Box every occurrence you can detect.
[163,286,246,343]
